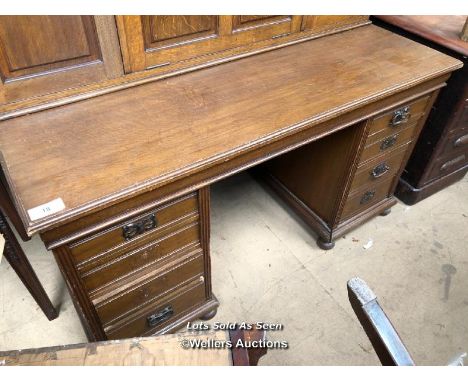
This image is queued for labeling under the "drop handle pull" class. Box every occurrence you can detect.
[147,306,174,327]
[390,106,411,126]
[454,134,468,147]
[371,163,390,179]
[380,135,398,151]
[360,191,376,205]
[122,213,157,240]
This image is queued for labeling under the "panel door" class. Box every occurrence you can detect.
[301,16,369,32]
[116,16,302,73]
[0,16,123,104]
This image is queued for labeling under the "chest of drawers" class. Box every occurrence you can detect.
[261,91,439,249]
[42,187,217,340]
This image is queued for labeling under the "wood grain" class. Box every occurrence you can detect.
[0,16,123,104]
[0,25,461,237]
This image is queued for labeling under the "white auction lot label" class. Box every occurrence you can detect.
[27,198,65,221]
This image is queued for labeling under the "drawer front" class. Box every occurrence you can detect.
[341,177,394,221]
[70,193,199,265]
[80,223,201,293]
[439,130,468,158]
[95,253,205,325]
[351,144,409,192]
[449,100,468,134]
[359,125,416,165]
[427,152,468,181]
[367,96,430,140]
[105,281,206,340]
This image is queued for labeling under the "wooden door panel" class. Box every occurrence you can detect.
[302,16,369,32]
[0,16,123,104]
[142,16,218,49]
[0,16,101,81]
[232,15,290,31]
[230,15,302,44]
[117,15,226,72]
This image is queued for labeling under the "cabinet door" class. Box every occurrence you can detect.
[301,16,369,32]
[0,16,123,104]
[117,16,224,73]
[116,16,302,73]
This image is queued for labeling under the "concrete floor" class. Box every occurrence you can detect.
[1,172,467,365]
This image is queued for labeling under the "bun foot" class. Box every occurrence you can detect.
[380,208,392,217]
[200,308,218,321]
[317,237,335,250]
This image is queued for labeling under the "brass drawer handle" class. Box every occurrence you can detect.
[122,213,157,240]
[371,163,390,179]
[454,134,468,147]
[147,305,174,327]
[380,135,398,151]
[390,106,411,126]
[440,155,466,172]
[360,191,376,205]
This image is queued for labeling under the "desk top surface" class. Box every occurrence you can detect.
[375,16,468,57]
[0,25,461,235]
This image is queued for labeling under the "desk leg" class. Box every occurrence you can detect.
[0,212,58,321]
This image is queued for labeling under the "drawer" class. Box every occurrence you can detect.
[341,177,394,221]
[427,152,468,181]
[449,102,468,134]
[367,96,430,139]
[70,193,199,265]
[359,124,416,165]
[439,130,468,158]
[79,223,201,293]
[351,144,409,192]
[105,280,206,339]
[95,253,205,325]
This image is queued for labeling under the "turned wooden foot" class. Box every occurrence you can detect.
[200,308,218,321]
[380,208,392,217]
[317,237,335,250]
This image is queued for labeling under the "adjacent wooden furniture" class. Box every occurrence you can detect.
[0,211,58,321]
[373,16,468,205]
[0,328,267,366]
[0,16,462,341]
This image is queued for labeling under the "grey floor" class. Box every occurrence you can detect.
[1,172,467,365]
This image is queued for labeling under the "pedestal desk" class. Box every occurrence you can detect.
[0,16,462,341]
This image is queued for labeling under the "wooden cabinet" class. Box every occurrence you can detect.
[373,16,468,204]
[0,16,123,104]
[116,15,368,73]
[41,188,217,341]
[0,15,369,115]
[116,15,304,73]
[261,91,439,249]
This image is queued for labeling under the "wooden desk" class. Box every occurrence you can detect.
[0,24,462,341]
